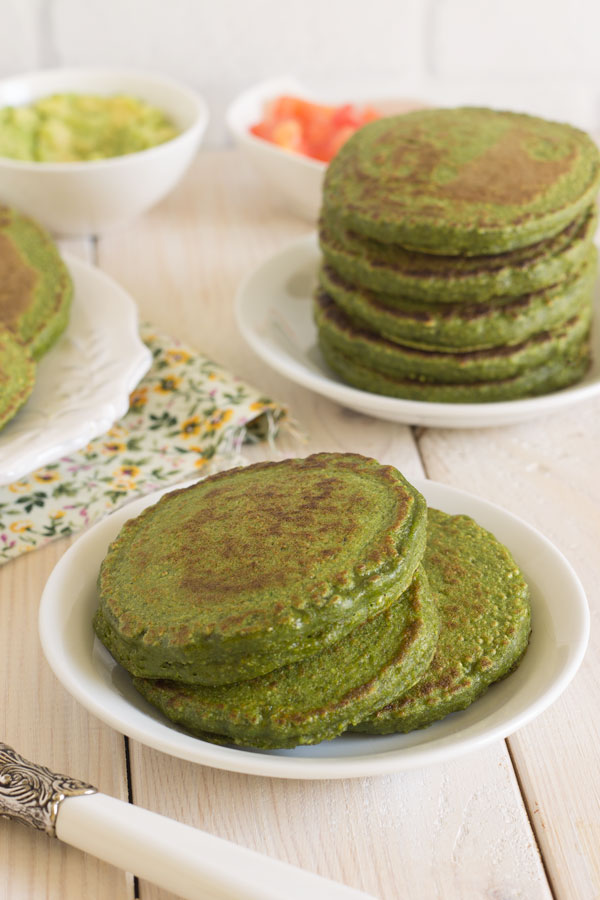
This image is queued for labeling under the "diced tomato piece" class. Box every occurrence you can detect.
[271,119,306,153]
[249,122,273,140]
[270,96,302,121]
[288,97,335,125]
[304,109,336,155]
[317,125,357,162]
[331,104,361,130]
[270,96,330,125]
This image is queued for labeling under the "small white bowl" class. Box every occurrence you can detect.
[226,76,428,222]
[0,68,209,236]
[227,77,325,221]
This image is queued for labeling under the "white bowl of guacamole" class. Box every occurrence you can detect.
[0,68,209,236]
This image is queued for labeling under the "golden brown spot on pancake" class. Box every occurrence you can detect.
[0,233,38,327]
[438,127,576,206]
[387,135,442,182]
[175,474,384,601]
[414,679,435,698]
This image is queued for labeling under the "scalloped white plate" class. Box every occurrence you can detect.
[0,254,151,485]
[39,477,589,780]
[235,234,600,428]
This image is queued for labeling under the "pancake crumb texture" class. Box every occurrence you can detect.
[94,454,532,749]
[317,107,599,403]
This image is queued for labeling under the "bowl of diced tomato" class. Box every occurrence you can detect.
[248,93,379,163]
[226,76,426,221]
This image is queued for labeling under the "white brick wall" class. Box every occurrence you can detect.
[427,0,600,130]
[0,0,44,72]
[432,0,600,78]
[1,0,599,145]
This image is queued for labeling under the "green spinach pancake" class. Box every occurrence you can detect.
[355,508,531,735]
[318,250,596,353]
[95,453,428,685]
[315,290,592,385]
[0,327,36,430]
[319,206,597,303]
[322,107,600,255]
[132,567,439,749]
[0,206,72,359]
[320,336,590,403]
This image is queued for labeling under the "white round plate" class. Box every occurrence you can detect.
[39,477,589,780]
[0,254,152,485]
[235,234,600,428]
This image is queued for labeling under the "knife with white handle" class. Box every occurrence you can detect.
[0,742,375,900]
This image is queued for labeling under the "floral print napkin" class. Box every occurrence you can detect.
[0,325,286,564]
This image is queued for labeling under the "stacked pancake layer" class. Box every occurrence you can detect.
[0,205,72,430]
[354,508,531,734]
[316,108,600,403]
[95,453,532,750]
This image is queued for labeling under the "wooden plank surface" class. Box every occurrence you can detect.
[1,149,597,898]
[418,408,600,900]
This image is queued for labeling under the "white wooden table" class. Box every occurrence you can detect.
[1,150,599,900]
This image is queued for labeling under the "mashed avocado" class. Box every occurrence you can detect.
[0,93,178,162]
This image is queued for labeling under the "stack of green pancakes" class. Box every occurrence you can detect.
[0,205,72,430]
[94,452,531,750]
[316,107,600,403]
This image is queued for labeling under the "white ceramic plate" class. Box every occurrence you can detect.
[39,477,589,780]
[235,234,600,428]
[0,254,151,485]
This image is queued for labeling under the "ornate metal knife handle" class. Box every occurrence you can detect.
[0,742,97,837]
